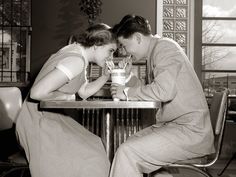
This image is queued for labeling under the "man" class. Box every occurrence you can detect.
[110,14,215,177]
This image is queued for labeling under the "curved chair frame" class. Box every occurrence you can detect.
[0,87,29,177]
[148,90,228,177]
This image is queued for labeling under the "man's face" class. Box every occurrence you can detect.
[118,35,143,61]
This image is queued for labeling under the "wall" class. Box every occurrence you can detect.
[31,0,157,81]
[31,0,88,81]
[101,0,156,33]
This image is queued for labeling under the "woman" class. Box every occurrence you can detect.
[15,23,117,177]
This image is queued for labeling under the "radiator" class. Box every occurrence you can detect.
[76,108,141,154]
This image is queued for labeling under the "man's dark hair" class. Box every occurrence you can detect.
[112,14,152,39]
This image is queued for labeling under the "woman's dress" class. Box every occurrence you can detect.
[16,44,110,177]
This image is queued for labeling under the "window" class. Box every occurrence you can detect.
[201,0,236,96]
[0,0,31,86]
[157,0,236,97]
[156,0,194,63]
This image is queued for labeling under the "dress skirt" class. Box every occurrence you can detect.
[16,98,110,177]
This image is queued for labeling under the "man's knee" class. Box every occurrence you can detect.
[116,141,134,157]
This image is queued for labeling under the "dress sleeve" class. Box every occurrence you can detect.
[56,56,85,80]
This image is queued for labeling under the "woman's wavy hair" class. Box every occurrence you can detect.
[112,14,152,39]
[77,23,117,48]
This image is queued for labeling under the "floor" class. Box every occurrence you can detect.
[0,159,235,177]
[170,159,236,177]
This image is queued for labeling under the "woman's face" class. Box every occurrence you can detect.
[118,35,144,61]
[94,43,117,67]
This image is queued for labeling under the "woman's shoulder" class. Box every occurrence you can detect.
[54,44,86,64]
[58,44,83,55]
[35,44,85,82]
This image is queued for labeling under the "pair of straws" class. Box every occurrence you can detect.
[121,55,132,69]
[105,60,115,71]
[106,55,132,71]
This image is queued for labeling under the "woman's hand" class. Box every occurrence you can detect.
[102,64,111,79]
[105,60,115,71]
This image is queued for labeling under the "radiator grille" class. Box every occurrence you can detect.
[76,108,141,154]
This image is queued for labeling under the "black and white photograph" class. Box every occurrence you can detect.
[0,0,235,177]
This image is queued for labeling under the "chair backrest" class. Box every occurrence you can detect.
[0,87,22,130]
[209,90,228,162]
[209,90,228,135]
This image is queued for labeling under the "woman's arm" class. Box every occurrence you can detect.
[30,69,76,101]
[78,66,110,100]
[31,55,85,101]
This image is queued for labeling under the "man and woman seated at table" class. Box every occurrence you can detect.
[14,14,215,177]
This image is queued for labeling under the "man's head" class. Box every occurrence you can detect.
[112,14,152,39]
[112,14,152,61]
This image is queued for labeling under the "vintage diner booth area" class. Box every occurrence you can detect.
[0,0,236,176]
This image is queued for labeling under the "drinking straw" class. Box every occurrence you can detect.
[106,60,115,71]
[123,55,132,69]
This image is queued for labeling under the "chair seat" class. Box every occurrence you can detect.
[174,155,208,165]
[0,151,28,167]
[8,151,28,165]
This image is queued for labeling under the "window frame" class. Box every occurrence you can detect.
[0,0,32,87]
[195,0,236,96]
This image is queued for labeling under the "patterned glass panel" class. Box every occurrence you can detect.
[176,7,187,18]
[175,33,186,44]
[163,0,174,4]
[176,0,187,5]
[175,20,187,31]
[162,0,189,55]
[163,7,174,18]
[163,20,174,31]
[163,32,174,39]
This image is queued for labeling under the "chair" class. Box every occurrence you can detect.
[217,96,236,176]
[0,87,30,177]
[147,90,228,177]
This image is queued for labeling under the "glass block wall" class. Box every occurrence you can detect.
[162,0,189,55]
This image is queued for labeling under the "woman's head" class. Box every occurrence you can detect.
[78,23,117,67]
[78,23,117,48]
[112,14,152,61]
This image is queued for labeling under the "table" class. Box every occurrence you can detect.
[40,100,160,161]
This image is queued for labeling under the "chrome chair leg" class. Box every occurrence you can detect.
[218,152,236,176]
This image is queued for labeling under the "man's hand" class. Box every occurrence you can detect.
[110,84,126,100]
